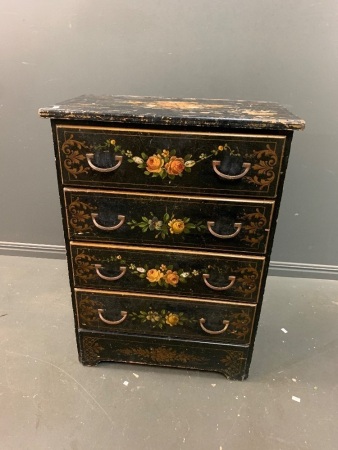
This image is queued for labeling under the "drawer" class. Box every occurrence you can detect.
[76,289,256,345]
[65,188,274,254]
[79,330,250,379]
[71,243,265,303]
[56,126,286,198]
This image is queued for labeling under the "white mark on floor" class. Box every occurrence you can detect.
[132,373,139,378]
[292,396,301,403]
[281,328,288,333]
[123,381,129,386]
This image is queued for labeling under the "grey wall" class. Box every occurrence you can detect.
[1,1,337,276]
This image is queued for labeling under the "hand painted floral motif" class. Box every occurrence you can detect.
[130,263,199,288]
[62,131,279,193]
[132,150,195,180]
[92,139,133,159]
[130,309,196,329]
[103,254,127,265]
[127,211,206,239]
[91,140,249,180]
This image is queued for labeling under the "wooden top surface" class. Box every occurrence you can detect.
[39,95,305,131]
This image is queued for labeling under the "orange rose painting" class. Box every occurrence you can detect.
[131,262,200,288]
[129,147,196,180]
[146,155,164,173]
[128,212,206,240]
[165,156,185,176]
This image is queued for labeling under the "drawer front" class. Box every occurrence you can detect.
[79,331,250,379]
[71,243,265,303]
[57,126,286,198]
[65,189,274,254]
[76,290,256,345]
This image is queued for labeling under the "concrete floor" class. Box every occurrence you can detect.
[0,255,337,450]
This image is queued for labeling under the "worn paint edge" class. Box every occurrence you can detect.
[0,241,337,279]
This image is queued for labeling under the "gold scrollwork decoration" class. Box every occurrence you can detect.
[78,297,103,326]
[61,134,90,178]
[74,252,98,283]
[245,144,278,191]
[232,265,259,296]
[228,310,252,340]
[68,198,97,233]
[82,336,104,363]
[220,350,246,378]
[240,208,268,247]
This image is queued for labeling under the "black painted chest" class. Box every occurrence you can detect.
[39,95,305,379]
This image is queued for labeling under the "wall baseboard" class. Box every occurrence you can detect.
[0,241,66,258]
[0,241,337,280]
[268,261,338,280]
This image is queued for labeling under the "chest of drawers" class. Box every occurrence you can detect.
[39,95,304,379]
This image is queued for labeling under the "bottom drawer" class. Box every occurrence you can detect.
[78,330,251,380]
[75,289,256,345]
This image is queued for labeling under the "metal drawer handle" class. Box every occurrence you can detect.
[207,221,242,239]
[199,318,230,335]
[202,274,236,291]
[91,213,125,231]
[98,309,128,325]
[94,264,127,281]
[212,161,251,180]
[86,153,123,172]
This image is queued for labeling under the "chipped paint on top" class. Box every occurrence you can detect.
[241,109,278,117]
[127,100,225,111]
[38,95,305,131]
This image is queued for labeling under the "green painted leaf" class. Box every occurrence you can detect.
[141,152,148,160]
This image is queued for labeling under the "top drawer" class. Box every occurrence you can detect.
[56,126,286,198]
